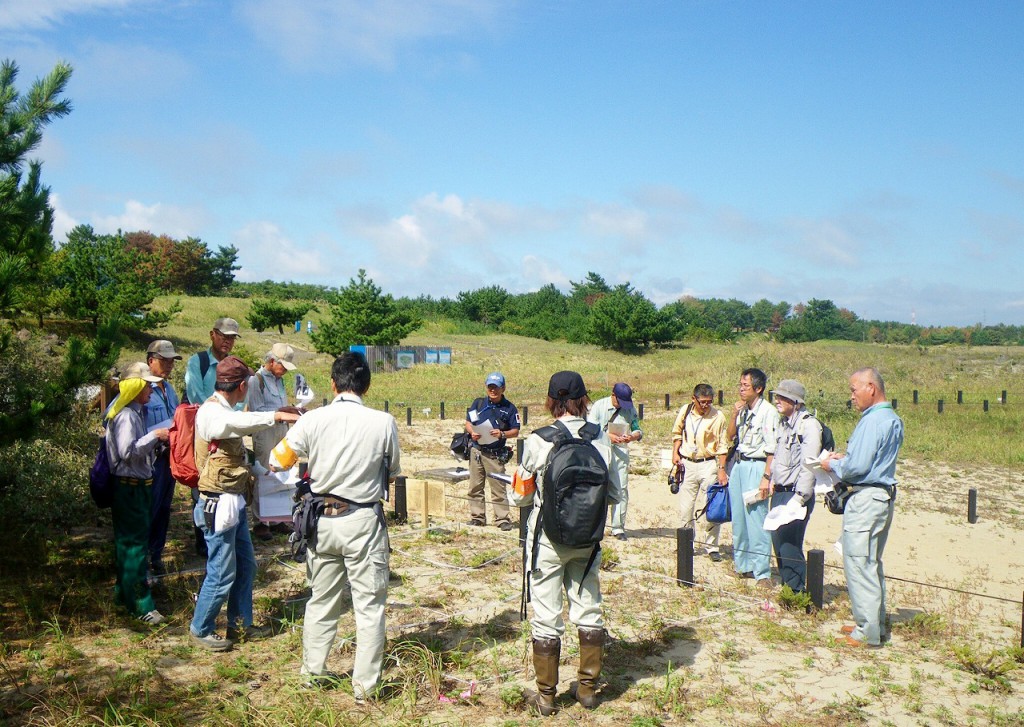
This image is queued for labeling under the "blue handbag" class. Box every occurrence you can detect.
[702,484,732,524]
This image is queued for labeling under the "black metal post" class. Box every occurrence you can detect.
[676,527,694,588]
[968,488,978,524]
[807,549,825,610]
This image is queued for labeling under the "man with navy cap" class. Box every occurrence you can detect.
[464,372,521,530]
[588,383,642,540]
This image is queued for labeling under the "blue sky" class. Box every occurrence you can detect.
[4,0,1023,326]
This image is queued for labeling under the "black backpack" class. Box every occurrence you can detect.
[535,420,609,547]
[798,411,835,453]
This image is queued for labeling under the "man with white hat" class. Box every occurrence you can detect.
[144,340,182,578]
[246,343,299,540]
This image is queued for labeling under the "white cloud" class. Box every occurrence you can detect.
[92,199,209,238]
[581,203,648,241]
[0,0,136,32]
[49,192,79,242]
[235,0,510,69]
[519,254,570,291]
[231,221,331,282]
[783,217,858,267]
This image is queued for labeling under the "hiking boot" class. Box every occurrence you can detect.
[497,520,515,531]
[466,519,486,527]
[138,610,166,626]
[190,631,233,652]
[227,623,274,642]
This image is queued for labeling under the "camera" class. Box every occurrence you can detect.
[667,466,682,495]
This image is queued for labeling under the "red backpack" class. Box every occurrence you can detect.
[169,403,201,488]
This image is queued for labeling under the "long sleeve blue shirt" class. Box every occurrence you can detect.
[831,402,904,486]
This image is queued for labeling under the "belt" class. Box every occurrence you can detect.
[116,476,153,486]
[321,495,379,518]
[849,483,896,493]
[680,454,715,463]
[773,485,796,492]
[738,454,767,462]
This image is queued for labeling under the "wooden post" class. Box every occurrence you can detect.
[665,393,671,410]
[384,400,389,413]
[516,437,524,465]
[913,389,918,404]
[1003,390,1008,405]
[957,390,963,405]
[718,389,723,405]
[968,488,978,524]
[807,549,825,610]
[322,397,328,407]
[1020,591,1024,649]
[768,391,774,403]
[639,403,645,420]
[984,400,990,412]
[406,407,412,426]
[440,401,445,420]
[394,476,407,523]
[420,481,430,529]
[676,527,694,588]
[938,399,944,414]
[522,405,528,427]
[847,400,852,410]
[891,398,898,410]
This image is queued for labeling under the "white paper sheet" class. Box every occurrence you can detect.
[257,466,300,520]
[805,454,840,490]
[763,495,807,531]
[471,421,498,445]
[148,417,172,433]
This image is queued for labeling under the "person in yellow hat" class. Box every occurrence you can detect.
[106,362,171,625]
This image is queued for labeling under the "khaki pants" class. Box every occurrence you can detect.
[302,508,389,699]
[467,448,510,524]
[678,459,721,553]
[527,508,603,641]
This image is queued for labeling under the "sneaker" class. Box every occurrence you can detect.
[300,671,342,690]
[190,631,233,652]
[227,623,274,642]
[497,521,515,532]
[614,533,627,541]
[709,551,722,563]
[138,609,165,626]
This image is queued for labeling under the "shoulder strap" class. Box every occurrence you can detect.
[578,420,600,442]
[199,350,211,381]
[536,420,570,443]
[680,403,695,440]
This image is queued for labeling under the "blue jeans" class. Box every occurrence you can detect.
[190,501,256,637]
[728,460,772,580]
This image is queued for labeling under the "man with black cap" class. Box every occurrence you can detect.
[464,372,520,530]
[587,382,642,541]
[511,371,612,715]
[188,355,300,652]
[143,340,182,579]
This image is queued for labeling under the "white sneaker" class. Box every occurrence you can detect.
[138,610,166,625]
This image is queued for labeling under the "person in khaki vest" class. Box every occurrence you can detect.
[188,356,299,652]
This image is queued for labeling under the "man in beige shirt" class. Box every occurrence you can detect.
[671,383,730,561]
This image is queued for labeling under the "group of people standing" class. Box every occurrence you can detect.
[672,366,902,649]
[103,331,902,710]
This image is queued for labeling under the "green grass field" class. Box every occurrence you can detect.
[142,294,1024,468]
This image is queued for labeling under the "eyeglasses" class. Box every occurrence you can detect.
[694,399,713,406]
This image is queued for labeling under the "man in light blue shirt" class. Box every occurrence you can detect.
[184,317,240,405]
[822,367,904,648]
